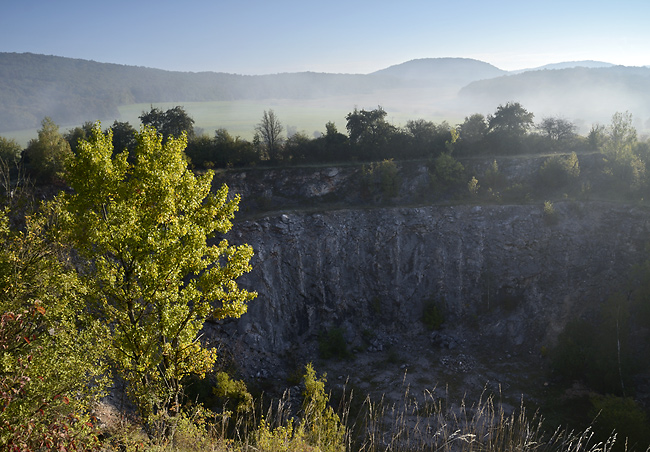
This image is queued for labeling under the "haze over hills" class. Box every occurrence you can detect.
[509,60,615,74]
[459,65,650,130]
[370,57,507,84]
[2,52,650,136]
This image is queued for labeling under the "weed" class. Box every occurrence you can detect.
[319,327,350,360]
[422,298,445,330]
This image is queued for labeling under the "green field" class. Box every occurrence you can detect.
[117,99,354,140]
[2,87,466,147]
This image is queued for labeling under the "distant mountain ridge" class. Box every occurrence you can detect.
[459,65,650,123]
[371,57,507,83]
[1,52,650,134]
[510,60,615,74]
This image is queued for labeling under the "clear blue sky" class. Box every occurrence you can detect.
[2,0,649,74]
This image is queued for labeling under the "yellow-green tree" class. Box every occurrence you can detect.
[603,111,646,193]
[23,117,73,184]
[55,124,256,437]
[0,207,109,450]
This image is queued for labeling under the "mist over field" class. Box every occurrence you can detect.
[3,53,650,144]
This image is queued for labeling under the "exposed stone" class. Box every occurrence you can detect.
[208,200,650,383]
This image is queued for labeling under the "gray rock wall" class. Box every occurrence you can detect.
[213,201,650,374]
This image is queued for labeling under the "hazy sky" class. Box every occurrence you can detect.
[2,0,649,75]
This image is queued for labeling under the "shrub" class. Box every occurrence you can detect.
[468,176,480,196]
[422,298,445,330]
[543,200,557,224]
[538,152,580,190]
[319,328,350,360]
[483,159,506,190]
[378,159,400,197]
[429,153,465,191]
[300,363,346,452]
[213,372,253,414]
[589,395,650,451]
[359,159,401,199]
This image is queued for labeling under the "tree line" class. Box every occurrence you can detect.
[2,102,650,202]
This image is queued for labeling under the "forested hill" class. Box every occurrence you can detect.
[0,52,392,132]
[3,52,650,134]
[459,66,650,125]
[2,53,495,132]
[371,57,506,83]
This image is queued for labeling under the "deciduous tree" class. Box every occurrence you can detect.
[488,102,534,136]
[538,117,576,141]
[255,109,284,163]
[55,124,256,437]
[0,207,109,450]
[23,117,72,184]
[345,106,397,160]
[140,106,195,142]
[0,136,22,165]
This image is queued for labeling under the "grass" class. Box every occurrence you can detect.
[100,382,631,452]
[3,91,463,147]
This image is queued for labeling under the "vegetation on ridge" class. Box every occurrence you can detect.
[2,98,650,449]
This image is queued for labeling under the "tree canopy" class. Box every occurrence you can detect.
[54,123,256,436]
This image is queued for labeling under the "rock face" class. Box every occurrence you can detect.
[212,200,650,379]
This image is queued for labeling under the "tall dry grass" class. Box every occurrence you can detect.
[102,384,627,452]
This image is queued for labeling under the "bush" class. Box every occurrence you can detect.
[319,328,350,360]
[429,153,465,191]
[468,176,480,196]
[538,152,580,191]
[550,311,632,395]
[359,159,401,199]
[300,363,346,452]
[589,395,650,451]
[213,372,253,414]
[543,200,557,224]
[422,298,445,330]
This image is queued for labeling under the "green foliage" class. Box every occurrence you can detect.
[140,105,195,142]
[404,119,454,158]
[543,200,557,224]
[602,112,646,194]
[359,159,401,199]
[377,158,399,197]
[318,327,349,360]
[23,117,73,183]
[252,364,346,452]
[0,136,22,165]
[255,418,312,452]
[429,152,465,191]
[538,117,577,141]
[346,107,397,160]
[214,371,253,414]
[0,208,109,450]
[54,123,256,436]
[539,152,580,190]
[422,298,445,330]
[467,176,480,196]
[300,363,346,452]
[483,159,506,190]
[589,395,650,451]
[64,121,96,154]
[488,102,535,136]
[108,120,138,156]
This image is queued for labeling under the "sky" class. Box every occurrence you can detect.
[2,0,650,75]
